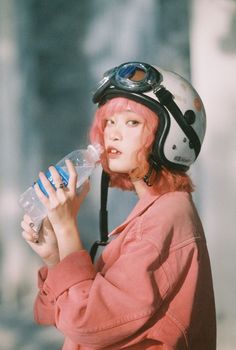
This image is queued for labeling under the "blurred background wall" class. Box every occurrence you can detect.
[0,0,235,349]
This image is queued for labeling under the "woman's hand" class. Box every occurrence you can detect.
[33,159,90,260]
[21,215,60,268]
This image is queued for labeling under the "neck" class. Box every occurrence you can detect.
[130,164,155,198]
[132,178,152,199]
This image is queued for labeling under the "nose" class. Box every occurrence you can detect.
[109,126,122,141]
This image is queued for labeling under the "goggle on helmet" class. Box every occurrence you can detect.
[93,62,206,172]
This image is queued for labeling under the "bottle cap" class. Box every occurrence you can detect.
[87,143,103,162]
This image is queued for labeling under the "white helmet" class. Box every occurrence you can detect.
[93,61,206,171]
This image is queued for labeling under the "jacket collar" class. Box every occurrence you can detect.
[109,190,161,237]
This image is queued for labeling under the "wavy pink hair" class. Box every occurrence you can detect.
[89,97,193,194]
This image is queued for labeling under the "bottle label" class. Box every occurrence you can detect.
[36,166,69,197]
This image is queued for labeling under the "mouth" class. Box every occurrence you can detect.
[106,146,122,158]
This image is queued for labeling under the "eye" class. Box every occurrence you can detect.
[126,120,140,126]
[105,119,114,126]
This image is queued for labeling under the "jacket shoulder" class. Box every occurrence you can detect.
[139,191,204,250]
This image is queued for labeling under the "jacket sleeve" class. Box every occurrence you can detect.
[34,239,170,349]
[34,250,96,326]
[34,265,56,325]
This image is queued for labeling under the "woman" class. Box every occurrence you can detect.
[21,62,216,349]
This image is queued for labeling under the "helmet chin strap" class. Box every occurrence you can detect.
[90,170,110,262]
[90,165,154,262]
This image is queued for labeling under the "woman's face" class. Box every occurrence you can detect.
[103,110,149,174]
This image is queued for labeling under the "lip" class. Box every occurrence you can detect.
[106,146,122,159]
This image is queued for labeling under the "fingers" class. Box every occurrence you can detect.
[22,230,39,244]
[48,166,66,190]
[48,166,69,201]
[23,214,34,225]
[21,215,40,243]
[38,171,57,199]
[34,162,79,205]
[65,159,78,193]
[74,180,90,210]
[80,179,90,197]
[34,169,65,207]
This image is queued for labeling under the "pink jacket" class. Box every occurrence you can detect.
[34,191,216,350]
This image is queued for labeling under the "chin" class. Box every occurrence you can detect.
[107,164,130,173]
[107,159,137,174]
[109,167,129,173]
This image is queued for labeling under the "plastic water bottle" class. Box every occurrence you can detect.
[19,144,103,232]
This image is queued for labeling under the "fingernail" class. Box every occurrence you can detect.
[33,232,39,243]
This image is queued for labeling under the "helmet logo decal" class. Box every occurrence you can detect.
[174,156,190,163]
[194,97,202,112]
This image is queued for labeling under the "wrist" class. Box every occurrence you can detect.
[59,236,83,261]
[43,254,60,268]
[54,221,84,260]
[53,219,78,238]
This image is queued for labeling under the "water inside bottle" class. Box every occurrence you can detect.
[19,164,95,233]
[60,165,94,188]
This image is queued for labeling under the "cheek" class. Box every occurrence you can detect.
[103,129,109,145]
[129,133,150,163]
[128,144,144,166]
[129,130,147,151]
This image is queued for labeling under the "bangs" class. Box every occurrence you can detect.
[97,97,157,124]
[90,96,158,153]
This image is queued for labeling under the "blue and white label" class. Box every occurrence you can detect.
[36,165,69,197]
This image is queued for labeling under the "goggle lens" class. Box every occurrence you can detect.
[118,65,147,82]
[93,62,162,103]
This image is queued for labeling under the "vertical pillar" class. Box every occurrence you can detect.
[190,0,236,347]
[0,0,37,304]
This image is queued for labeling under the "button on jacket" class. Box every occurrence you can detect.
[34,191,216,349]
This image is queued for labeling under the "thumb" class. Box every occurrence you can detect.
[78,180,90,199]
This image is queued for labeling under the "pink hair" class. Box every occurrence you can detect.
[89,97,193,193]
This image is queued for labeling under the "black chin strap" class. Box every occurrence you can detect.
[90,170,110,262]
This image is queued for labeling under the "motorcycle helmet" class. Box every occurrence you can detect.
[92,61,206,172]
